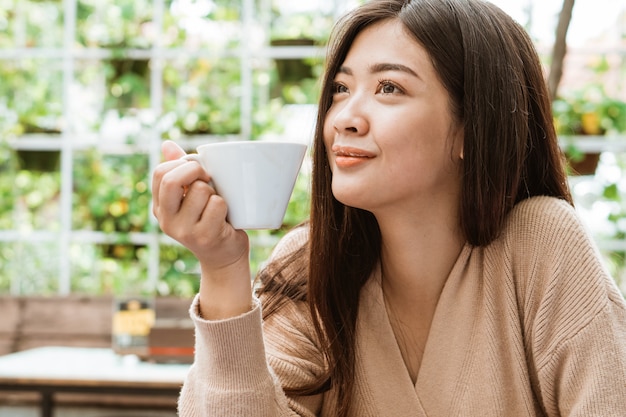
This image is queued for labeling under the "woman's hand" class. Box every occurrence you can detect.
[152,140,253,319]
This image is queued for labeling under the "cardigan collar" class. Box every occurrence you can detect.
[355,243,474,416]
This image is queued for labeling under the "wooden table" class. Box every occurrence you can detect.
[0,346,190,417]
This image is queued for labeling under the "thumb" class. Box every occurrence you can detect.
[162,140,187,161]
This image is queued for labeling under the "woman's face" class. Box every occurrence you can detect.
[323,19,464,217]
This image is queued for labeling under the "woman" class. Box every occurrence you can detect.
[152,0,626,415]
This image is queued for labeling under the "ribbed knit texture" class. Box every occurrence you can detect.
[178,196,626,416]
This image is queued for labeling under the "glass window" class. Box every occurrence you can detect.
[0,0,624,296]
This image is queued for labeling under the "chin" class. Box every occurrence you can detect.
[332,190,369,211]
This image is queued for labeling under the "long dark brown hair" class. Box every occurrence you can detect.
[257,0,572,415]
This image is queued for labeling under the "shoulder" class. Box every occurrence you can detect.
[498,196,595,259]
[493,196,626,345]
[487,196,621,325]
[496,199,626,387]
[504,195,580,238]
[497,195,604,285]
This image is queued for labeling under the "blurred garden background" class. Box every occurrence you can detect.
[1,0,626,299]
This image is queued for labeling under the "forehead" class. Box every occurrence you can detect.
[335,19,438,85]
[341,19,432,73]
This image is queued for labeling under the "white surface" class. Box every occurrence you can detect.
[0,347,189,385]
[0,406,176,417]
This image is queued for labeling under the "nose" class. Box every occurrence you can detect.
[332,96,370,136]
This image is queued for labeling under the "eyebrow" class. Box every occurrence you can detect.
[337,63,419,78]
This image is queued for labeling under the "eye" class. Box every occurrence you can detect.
[332,82,349,95]
[377,79,403,95]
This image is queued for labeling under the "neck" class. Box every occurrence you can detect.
[376,205,465,305]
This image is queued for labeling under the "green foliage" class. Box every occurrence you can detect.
[163,58,242,136]
[0,1,65,133]
[105,58,151,111]
[270,11,333,44]
[73,151,151,235]
[0,60,63,133]
[158,244,201,298]
[553,57,626,138]
[0,104,20,230]
[71,243,151,296]
[14,170,61,230]
[76,0,154,48]
[0,0,323,296]
[0,0,64,48]
[0,242,60,294]
[553,85,626,136]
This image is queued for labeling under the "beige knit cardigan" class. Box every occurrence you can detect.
[178,196,626,416]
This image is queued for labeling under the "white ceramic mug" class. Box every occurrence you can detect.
[183,141,307,230]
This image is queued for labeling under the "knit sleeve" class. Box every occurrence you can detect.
[177,295,323,417]
[177,226,324,417]
[508,196,626,416]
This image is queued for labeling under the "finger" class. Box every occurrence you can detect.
[194,192,231,243]
[200,194,230,233]
[152,159,187,215]
[162,140,187,161]
[158,162,212,218]
[163,182,227,247]
[179,180,219,223]
[152,151,213,216]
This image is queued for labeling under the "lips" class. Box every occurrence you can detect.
[331,145,375,168]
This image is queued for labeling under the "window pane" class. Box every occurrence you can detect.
[2,241,59,294]
[163,58,241,137]
[71,243,149,295]
[158,244,199,298]
[0,144,19,230]
[103,58,152,112]
[166,0,242,49]
[270,2,334,44]
[0,60,63,134]
[73,151,151,233]
[13,168,61,231]
[77,0,155,48]
[4,0,64,48]
[73,59,107,135]
[0,243,12,292]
